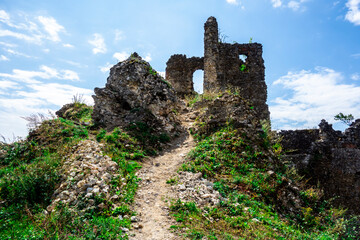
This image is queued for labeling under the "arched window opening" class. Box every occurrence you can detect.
[193,70,204,94]
[239,54,247,62]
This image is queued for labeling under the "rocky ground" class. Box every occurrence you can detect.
[129,132,194,240]
[129,112,197,240]
[128,110,224,240]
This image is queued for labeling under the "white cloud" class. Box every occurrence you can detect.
[0,65,80,83]
[16,83,92,106]
[6,49,33,58]
[62,70,80,81]
[100,62,113,73]
[0,10,66,45]
[0,55,9,61]
[0,29,41,43]
[89,33,107,54]
[37,16,65,42]
[0,80,18,90]
[0,69,44,84]
[39,65,59,78]
[270,0,307,11]
[114,29,125,41]
[288,1,300,10]
[271,0,282,7]
[351,73,360,80]
[0,66,92,138]
[63,43,74,48]
[0,11,69,46]
[345,0,360,25]
[0,82,93,138]
[226,0,239,5]
[0,41,17,47]
[113,51,130,61]
[39,65,80,81]
[270,67,360,129]
[64,60,88,68]
[351,53,360,58]
[144,53,152,62]
[0,9,32,29]
[0,10,10,24]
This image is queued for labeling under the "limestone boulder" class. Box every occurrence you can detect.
[92,53,179,133]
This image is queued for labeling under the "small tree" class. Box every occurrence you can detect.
[334,112,354,126]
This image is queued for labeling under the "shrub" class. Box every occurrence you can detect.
[0,154,60,206]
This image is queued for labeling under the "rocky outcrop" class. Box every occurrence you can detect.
[190,93,263,136]
[279,119,360,214]
[92,53,179,134]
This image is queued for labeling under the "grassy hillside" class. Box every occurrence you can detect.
[0,102,148,239]
[168,94,359,239]
[170,126,345,239]
[0,96,358,239]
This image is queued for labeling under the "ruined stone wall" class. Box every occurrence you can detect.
[165,55,204,97]
[203,17,269,121]
[279,119,360,214]
[279,129,320,170]
[217,43,269,121]
[165,16,269,121]
[203,16,219,93]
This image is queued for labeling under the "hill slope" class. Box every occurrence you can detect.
[0,94,358,239]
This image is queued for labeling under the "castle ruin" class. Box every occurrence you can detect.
[166,16,269,121]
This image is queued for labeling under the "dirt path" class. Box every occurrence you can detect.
[129,116,195,240]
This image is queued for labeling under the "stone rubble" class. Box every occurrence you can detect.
[172,171,223,207]
[47,140,120,213]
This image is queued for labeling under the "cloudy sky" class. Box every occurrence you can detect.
[0,0,359,139]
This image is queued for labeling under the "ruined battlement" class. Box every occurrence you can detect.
[279,119,360,214]
[166,16,269,121]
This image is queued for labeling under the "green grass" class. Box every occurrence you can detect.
[0,103,149,239]
[185,92,222,108]
[170,125,349,239]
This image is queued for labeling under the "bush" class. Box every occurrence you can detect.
[0,154,60,206]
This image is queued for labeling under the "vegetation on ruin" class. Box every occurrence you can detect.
[334,112,355,126]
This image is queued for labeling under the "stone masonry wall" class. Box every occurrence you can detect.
[165,55,204,97]
[216,43,268,121]
[165,16,269,121]
[279,119,360,214]
[203,16,219,93]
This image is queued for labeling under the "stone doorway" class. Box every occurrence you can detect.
[193,69,204,94]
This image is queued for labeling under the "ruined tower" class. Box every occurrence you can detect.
[203,16,219,92]
[166,17,270,121]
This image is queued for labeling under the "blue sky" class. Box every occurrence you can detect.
[1,0,360,139]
